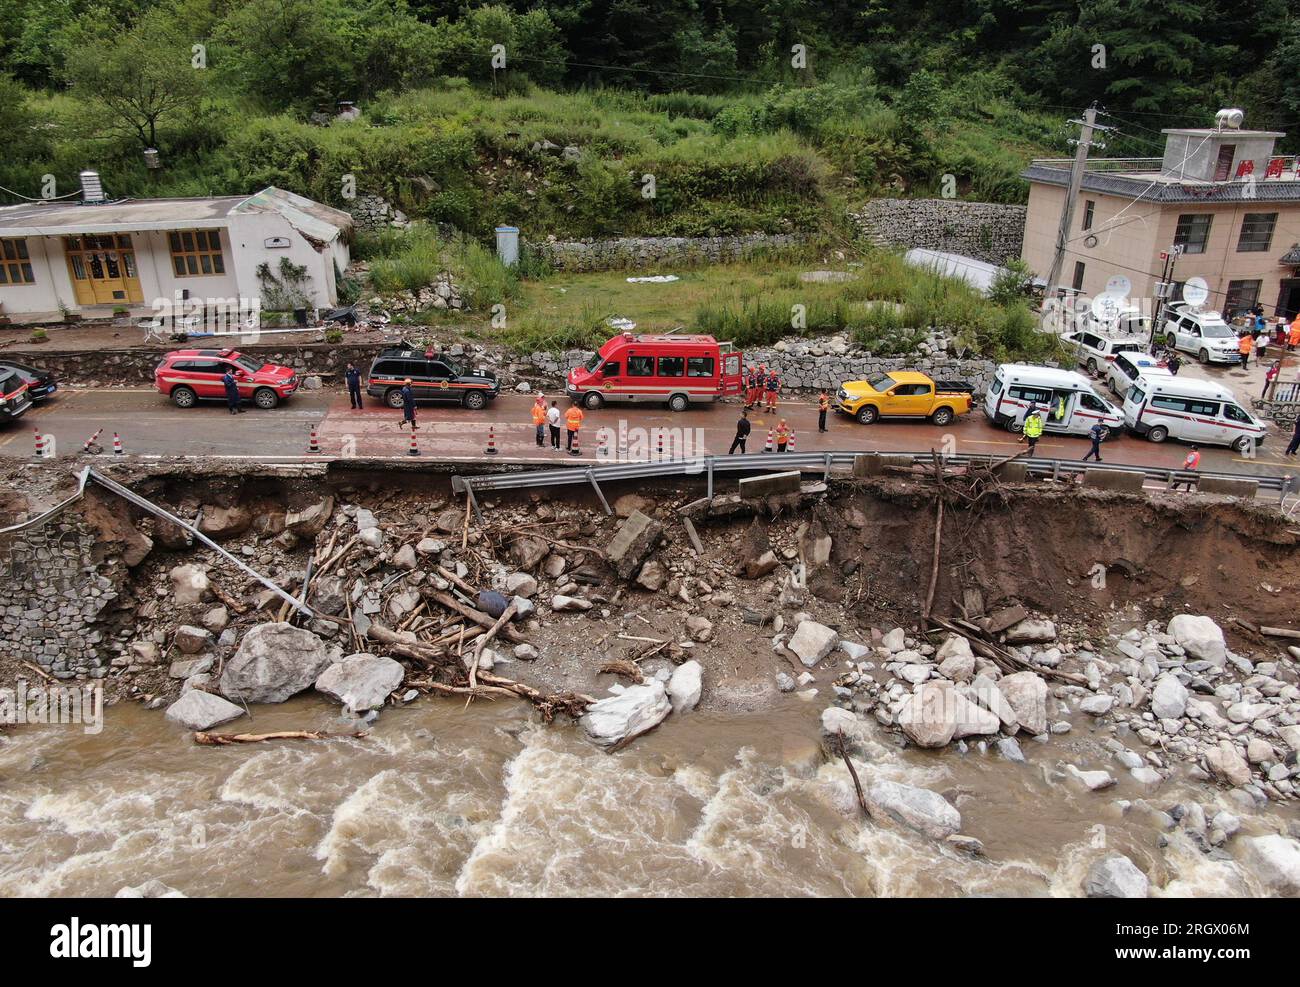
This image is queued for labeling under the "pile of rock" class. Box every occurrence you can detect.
[826,610,1299,807]
[368,273,464,314]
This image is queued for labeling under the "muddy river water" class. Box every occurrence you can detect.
[1,692,1291,897]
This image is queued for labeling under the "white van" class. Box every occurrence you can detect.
[984,364,1125,436]
[1107,351,1173,399]
[1161,304,1241,364]
[1122,377,1265,452]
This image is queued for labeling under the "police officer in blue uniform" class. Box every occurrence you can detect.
[345,362,363,409]
[222,370,244,414]
[400,378,417,430]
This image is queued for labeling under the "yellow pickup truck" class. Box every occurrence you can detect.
[835,371,973,426]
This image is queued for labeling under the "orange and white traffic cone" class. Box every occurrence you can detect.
[112,432,124,455]
[407,432,420,456]
[81,428,103,454]
[484,424,498,456]
[307,427,321,454]
[762,428,774,453]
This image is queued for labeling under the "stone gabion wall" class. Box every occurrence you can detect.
[531,234,804,272]
[850,198,1027,266]
[347,194,409,233]
[0,517,119,679]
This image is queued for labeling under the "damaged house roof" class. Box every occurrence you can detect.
[0,187,353,242]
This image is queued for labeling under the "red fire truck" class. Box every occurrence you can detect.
[565,332,744,410]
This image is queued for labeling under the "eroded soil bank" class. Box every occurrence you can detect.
[1,460,1298,896]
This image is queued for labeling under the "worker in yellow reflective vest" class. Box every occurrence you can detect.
[1021,406,1044,456]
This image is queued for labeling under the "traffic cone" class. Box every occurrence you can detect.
[787,429,796,453]
[656,431,664,460]
[112,432,124,455]
[307,427,321,454]
[81,428,103,454]
[484,424,498,456]
[407,432,419,456]
[569,429,581,457]
[762,428,774,453]
[597,430,609,460]
[34,428,47,459]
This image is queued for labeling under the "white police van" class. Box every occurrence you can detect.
[984,364,1124,436]
[1122,377,1265,452]
[1107,351,1173,399]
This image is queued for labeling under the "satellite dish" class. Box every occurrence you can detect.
[1090,292,1125,322]
[1183,277,1210,308]
[1104,275,1132,299]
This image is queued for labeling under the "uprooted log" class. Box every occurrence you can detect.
[835,729,870,820]
[408,672,593,722]
[365,622,450,667]
[194,730,367,746]
[423,590,526,643]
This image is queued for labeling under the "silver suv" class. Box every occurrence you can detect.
[1161,304,1240,364]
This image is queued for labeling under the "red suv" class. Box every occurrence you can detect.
[154,349,299,409]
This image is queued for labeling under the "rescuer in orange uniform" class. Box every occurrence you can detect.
[565,402,585,455]
[817,390,830,432]
[775,418,791,452]
[531,395,547,447]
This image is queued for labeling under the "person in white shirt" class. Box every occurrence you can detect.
[546,401,562,450]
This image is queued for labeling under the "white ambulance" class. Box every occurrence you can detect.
[1122,377,1266,453]
[983,364,1124,436]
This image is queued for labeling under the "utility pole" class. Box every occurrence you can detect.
[1044,104,1110,328]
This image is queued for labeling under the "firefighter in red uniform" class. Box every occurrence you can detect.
[747,365,764,409]
[764,370,781,414]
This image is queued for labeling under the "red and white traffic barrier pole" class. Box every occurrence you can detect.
[113,432,124,455]
[81,428,104,454]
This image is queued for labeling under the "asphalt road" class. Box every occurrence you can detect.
[3,386,1296,478]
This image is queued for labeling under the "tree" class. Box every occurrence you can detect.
[63,9,206,150]
[214,0,358,111]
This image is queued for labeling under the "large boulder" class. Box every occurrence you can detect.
[1205,740,1251,787]
[219,623,335,704]
[951,690,1001,739]
[1240,835,1300,896]
[998,671,1048,736]
[788,620,839,667]
[1084,854,1150,898]
[198,504,251,539]
[1166,614,1226,666]
[510,536,550,570]
[314,653,405,712]
[1151,673,1188,719]
[581,681,672,747]
[667,660,703,713]
[173,625,213,655]
[169,564,211,606]
[865,778,962,839]
[1003,618,1057,644]
[164,691,244,731]
[605,510,664,580]
[898,681,957,748]
[285,497,334,538]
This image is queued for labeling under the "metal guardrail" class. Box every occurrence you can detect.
[452,449,1296,516]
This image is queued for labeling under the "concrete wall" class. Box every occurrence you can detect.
[850,198,1027,265]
